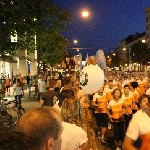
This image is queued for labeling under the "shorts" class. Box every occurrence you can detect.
[6,86,10,89]
[95,113,108,127]
[112,122,125,141]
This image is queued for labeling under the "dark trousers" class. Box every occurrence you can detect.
[15,95,21,105]
[124,114,132,132]
[112,122,125,142]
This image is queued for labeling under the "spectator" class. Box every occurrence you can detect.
[5,74,11,96]
[19,73,25,96]
[26,72,32,97]
[61,97,89,150]
[13,78,22,106]
[15,107,63,150]
[0,130,29,150]
[40,80,58,107]
[123,94,150,150]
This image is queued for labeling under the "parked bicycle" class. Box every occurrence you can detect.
[11,95,26,116]
[0,98,18,128]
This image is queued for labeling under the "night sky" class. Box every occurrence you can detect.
[54,0,150,58]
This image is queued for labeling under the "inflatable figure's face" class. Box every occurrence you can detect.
[80,71,88,86]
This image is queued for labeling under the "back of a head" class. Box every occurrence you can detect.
[0,130,28,150]
[15,107,61,150]
[16,78,22,87]
[61,98,83,125]
[63,77,71,85]
[130,82,138,89]
[48,80,56,88]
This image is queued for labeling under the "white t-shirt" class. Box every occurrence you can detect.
[146,88,150,95]
[13,84,22,95]
[126,110,150,141]
[61,122,88,150]
[53,101,61,112]
[137,79,147,85]
[104,87,115,93]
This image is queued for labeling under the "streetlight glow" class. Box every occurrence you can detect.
[74,40,78,44]
[142,39,145,43]
[82,11,89,17]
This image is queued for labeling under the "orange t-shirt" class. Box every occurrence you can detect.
[123,97,133,114]
[96,95,107,113]
[140,133,150,150]
[106,92,114,101]
[20,76,24,84]
[132,91,139,103]
[104,87,114,101]
[138,80,148,95]
[108,99,125,122]
[5,78,11,86]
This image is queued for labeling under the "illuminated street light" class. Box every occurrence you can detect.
[82,11,89,18]
[142,39,146,43]
[77,49,79,52]
[74,40,78,44]
[123,48,126,50]
[113,53,116,56]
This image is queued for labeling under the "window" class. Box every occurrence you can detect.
[146,25,149,30]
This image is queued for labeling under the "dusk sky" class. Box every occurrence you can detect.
[54,0,150,58]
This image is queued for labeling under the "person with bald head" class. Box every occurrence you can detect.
[15,107,63,150]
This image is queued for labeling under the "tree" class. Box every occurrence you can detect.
[111,53,120,68]
[0,0,72,65]
[130,41,150,64]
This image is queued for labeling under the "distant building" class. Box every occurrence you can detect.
[145,6,150,48]
[118,32,146,71]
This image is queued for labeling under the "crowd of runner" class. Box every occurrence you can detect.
[2,70,150,150]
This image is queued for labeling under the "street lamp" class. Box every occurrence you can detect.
[142,39,146,43]
[82,11,89,18]
[74,40,78,44]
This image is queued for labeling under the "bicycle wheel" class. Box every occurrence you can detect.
[18,106,26,116]
[0,113,12,128]
[6,107,19,127]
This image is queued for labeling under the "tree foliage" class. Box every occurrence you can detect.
[111,53,120,68]
[0,0,72,65]
[130,41,150,64]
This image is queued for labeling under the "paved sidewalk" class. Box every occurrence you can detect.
[4,88,39,111]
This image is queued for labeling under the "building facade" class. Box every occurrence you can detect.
[145,6,150,48]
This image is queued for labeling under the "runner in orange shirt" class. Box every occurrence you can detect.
[130,82,139,114]
[137,74,148,95]
[92,87,108,144]
[121,85,134,131]
[123,94,150,150]
[104,80,115,102]
[107,88,125,150]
